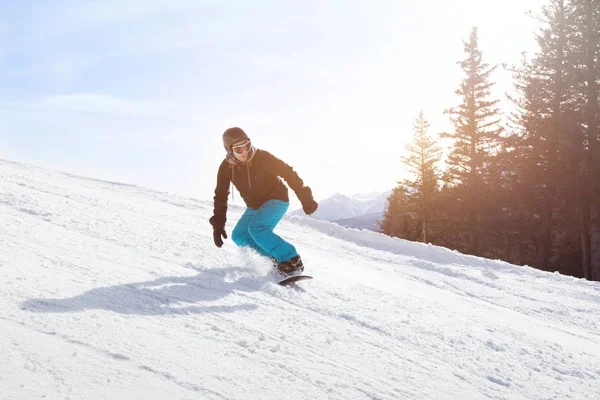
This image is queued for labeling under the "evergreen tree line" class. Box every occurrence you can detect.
[380,0,600,280]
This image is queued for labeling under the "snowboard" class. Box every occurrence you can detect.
[277,274,313,286]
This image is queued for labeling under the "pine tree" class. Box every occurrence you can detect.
[510,0,580,271]
[497,111,541,268]
[571,0,600,280]
[441,26,504,255]
[401,111,442,243]
[379,185,416,239]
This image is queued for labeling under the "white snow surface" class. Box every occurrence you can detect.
[1,159,600,400]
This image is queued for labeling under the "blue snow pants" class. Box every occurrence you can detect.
[231,200,298,263]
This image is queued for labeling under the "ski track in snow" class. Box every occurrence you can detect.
[1,159,600,400]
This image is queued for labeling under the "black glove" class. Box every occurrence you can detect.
[296,186,318,215]
[209,215,227,248]
[302,199,318,215]
[213,227,227,248]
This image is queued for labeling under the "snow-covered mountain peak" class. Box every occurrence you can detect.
[292,190,390,222]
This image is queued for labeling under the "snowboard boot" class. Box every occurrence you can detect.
[277,255,304,276]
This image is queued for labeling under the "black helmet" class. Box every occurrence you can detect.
[222,127,249,150]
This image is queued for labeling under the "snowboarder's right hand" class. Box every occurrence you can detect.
[209,215,227,248]
[213,227,227,248]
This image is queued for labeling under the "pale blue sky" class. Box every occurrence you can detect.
[0,0,546,207]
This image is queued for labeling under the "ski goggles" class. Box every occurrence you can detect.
[232,140,252,154]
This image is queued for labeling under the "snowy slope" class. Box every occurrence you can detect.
[1,159,600,400]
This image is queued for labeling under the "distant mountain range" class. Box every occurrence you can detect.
[333,212,383,231]
[291,190,391,231]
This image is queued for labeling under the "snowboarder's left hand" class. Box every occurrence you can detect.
[302,199,318,215]
[296,186,318,215]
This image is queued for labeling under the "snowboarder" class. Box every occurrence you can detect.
[209,127,318,275]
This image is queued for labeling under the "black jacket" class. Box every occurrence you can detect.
[210,149,313,229]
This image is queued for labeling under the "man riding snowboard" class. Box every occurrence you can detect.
[209,127,318,275]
